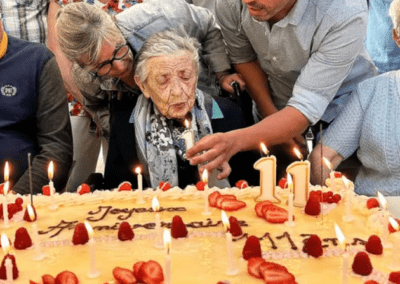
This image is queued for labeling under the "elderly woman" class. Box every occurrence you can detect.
[309,0,400,196]
[104,31,257,189]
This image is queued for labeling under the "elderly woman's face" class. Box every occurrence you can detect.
[139,51,197,120]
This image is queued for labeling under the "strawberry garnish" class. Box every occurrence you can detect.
[364,281,379,284]
[77,183,90,195]
[112,267,136,284]
[366,198,380,209]
[242,235,262,260]
[15,198,23,206]
[278,177,288,189]
[0,254,18,280]
[29,281,40,284]
[389,271,400,284]
[322,191,333,202]
[259,262,295,284]
[14,227,32,250]
[171,215,188,239]
[247,257,265,278]
[208,191,221,207]
[304,195,321,216]
[0,184,4,195]
[158,181,171,191]
[118,181,132,191]
[72,223,89,245]
[334,171,342,178]
[228,216,242,237]
[118,221,135,241]
[55,271,79,284]
[216,195,237,209]
[221,199,246,212]
[352,251,373,276]
[265,206,289,224]
[235,180,248,189]
[133,261,145,282]
[255,200,273,218]
[332,194,341,203]
[365,235,383,255]
[42,185,51,196]
[23,204,37,222]
[138,260,164,284]
[42,274,56,284]
[302,235,323,258]
[309,190,323,202]
[196,181,206,191]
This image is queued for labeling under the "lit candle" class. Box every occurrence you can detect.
[2,181,9,228]
[286,147,310,207]
[84,221,100,278]
[48,161,58,210]
[389,217,400,270]
[254,143,279,203]
[285,173,295,227]
[334,223,348,284]
[163,229,171,284]
[182,119,195,152]
[323,157,336,192]
[378,192,392,248]
[135,167,145,204]
[1,233,13,284]
[342,176,354,222]
[221,211,238,276]
[202,170,211,215]
[27,204,45,261]
[152,197,163,249]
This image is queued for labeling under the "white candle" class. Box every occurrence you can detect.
[163,229,171,284]
[135,167,145,204]
[378,192,392,248]
[2,181,9,227]
[1,233,13,284]
[221,211,238,276]
[389,217,400,270]
[48,161,58,210]
[182,119,195,151]
[27,204,45,261]
[286,148,310,207]
[334,223,347,284]
[84,221,100,278]
[285,174,295,227]
[152,197,163,249]
[254,143,279,203]
[202,170,211,215]
[342,177,354,222]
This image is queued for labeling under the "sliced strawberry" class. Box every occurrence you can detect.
[133,261,145,282]
[304,195,321,216]
[265,206,289,224]
[138,260,164,284]
[365,235,383,255]
[247,257,265,278]
[259,262,295,284]
[112,267,136,284]
[242,235,262,260]
[42,274,56,284]
[118,181,132,191]
[364,281,379,284]
[302,235,323,258]
[29,281,40,284]
[171,215,188,238]
[196,181,206,191]
[228,216,242,237]
[72,223,89,245]
[255,200,273,218]
[0,254,18,280]
[208,191,221,207]
[389,271,400,284]
[55,271,79,284]
[235,180,248,189]
[77,183,90,195]
[118,221,135,241]
[221,199,246,212]
[42,185,51,196]
[216,195,237,209]
[14,227,32,250]
[366,198,380,209]
[352,251,373,276]
[159,181,171,191]
[278,177,288,189]
[261,203,277,217]
[23,204,37,222]
[334,171,342,178]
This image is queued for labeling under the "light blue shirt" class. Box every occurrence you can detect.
[322,71,400,196]
[215,0,377,124]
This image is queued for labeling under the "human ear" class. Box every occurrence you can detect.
[134,75,150,98]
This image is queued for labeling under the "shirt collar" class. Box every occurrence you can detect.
[0,31,8,60]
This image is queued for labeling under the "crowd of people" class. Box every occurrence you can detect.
[0,0,399,196]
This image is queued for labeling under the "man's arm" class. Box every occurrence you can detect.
[13,57,73,194]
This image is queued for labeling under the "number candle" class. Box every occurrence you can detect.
[286,147,310,207]
[221,211,238,276]
[135,167,145,204]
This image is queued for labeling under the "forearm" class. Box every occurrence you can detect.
[310,143,344,186]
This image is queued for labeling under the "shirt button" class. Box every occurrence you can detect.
[272,56,277,61]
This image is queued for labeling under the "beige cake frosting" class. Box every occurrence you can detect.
[0,183,395,284]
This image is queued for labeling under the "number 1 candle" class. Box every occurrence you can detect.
[286,147,310,207]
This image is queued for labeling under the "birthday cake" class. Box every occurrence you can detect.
[0,180,397,284]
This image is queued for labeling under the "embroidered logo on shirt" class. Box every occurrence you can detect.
[1,85,17,97]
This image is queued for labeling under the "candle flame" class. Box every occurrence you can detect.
[221,210,229,231]
[342,176,350,190]
[3,181,8,195]
[1,233,10,254]
[152,196,160,212]
[184,119,190,129]
[27,203,35,221]
[287,173,293,193]
[334,223,346,247]
[84,221,94,238]
[202,169,208,184]
[293,147,303,160]
[48,161,54,180]
[135,167,141,175]
[163,229,171,252]
[4,162,9,182]
[323,157,332,171]
[260,142,268,155]
[377,191,388,210]
[389,217,400,232]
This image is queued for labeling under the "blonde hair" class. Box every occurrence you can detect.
[389,0,400,36]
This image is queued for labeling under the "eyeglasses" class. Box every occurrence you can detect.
[88,43,130,79]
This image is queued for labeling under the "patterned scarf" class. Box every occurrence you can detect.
[134,90,212,188]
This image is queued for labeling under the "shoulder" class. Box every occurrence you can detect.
[7,36,53,63]
[310,0,367,24]
[355,71,397,105]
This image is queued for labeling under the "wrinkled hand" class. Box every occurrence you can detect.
[187,133,237,179]
[218,73,245,94]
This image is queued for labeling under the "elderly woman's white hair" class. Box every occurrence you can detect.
[135,30,201,85]
[390,0,400,36]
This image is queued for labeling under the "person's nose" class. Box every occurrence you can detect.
[170,77,183,97]
[112,60,127,73]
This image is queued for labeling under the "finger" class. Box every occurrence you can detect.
[189,147,221,166]
[197,155,227,176]
[217,162,231,180]
[186,135,215,158]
